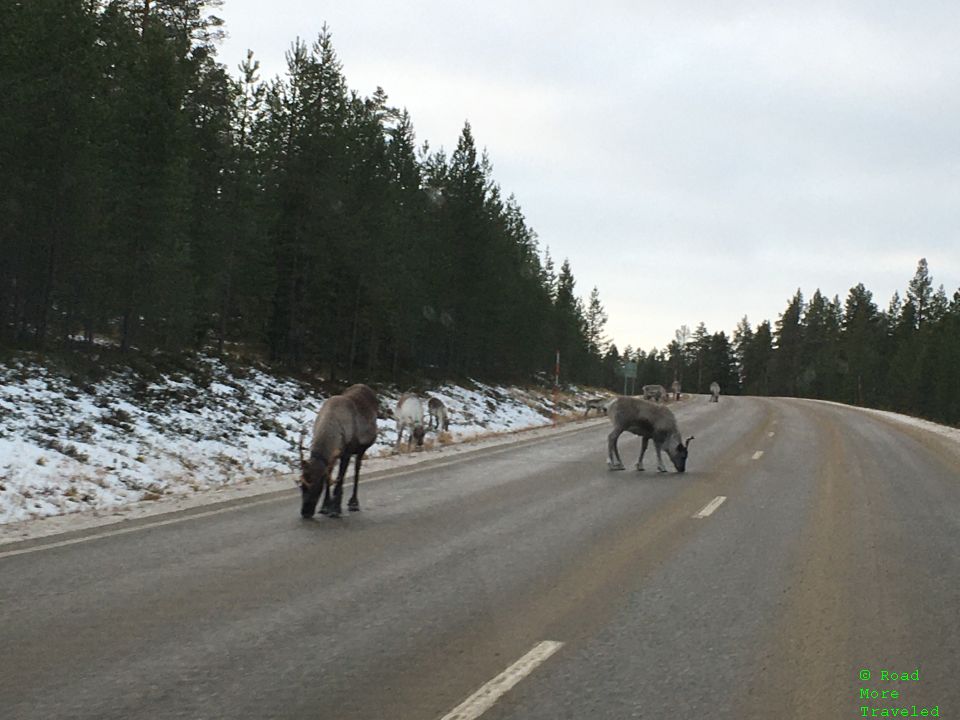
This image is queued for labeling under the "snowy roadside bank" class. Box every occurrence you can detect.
[0,354,611,532]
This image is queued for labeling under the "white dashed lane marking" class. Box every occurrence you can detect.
[439,641,564,720]
[752,450,764,460]
[693,496,727,519]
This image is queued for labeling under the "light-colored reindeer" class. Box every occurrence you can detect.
[709,382,720,402]
[642,384,667,403]
[396,393,426,450]
[584,397,612,417]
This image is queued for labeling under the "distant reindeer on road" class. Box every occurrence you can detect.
[671,380,681,401]
[709,382,720,402]
[642,384,667,403]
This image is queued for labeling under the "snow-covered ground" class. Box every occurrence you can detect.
[0,355,608,526]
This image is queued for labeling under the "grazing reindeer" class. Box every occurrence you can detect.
[671,380,681,401]
[396,393,426,450]
[584,397,612,417]
[427,396,450,432]
[642,384,667,402]
[607,396,694,473]
[299,384,378,519]
[709,381,720,402]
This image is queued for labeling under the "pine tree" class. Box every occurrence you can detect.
[584,287,608,356]
[708,331,737,395]
[732,316,753,391]
[772,290,804,395]
[1,0,101,346]
[906,257,933,329]
[841,283,881,405]
[691,322,709,393]
[800,289,841,398]
[672,325,691,387]
[743,321,773,395]
[554,259,588,381]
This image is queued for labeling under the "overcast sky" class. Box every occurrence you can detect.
[218,0,960,351]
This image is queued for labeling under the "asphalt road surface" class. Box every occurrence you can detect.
[2,397,958,719]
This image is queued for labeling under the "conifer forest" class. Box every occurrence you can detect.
[3,2,959,427]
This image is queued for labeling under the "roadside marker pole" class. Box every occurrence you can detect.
[553,350,560,427]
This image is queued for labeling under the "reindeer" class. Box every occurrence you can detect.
[427,396,450,432]
[584,397,612,417]
[299,384,378,519]
[671,379,681,401]
[709,381,720,402]
[606,396,694,473]
[396,393,426,450]
[642,384,667,403]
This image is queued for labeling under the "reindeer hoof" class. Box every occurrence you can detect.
[635,466,644,471]
[327,510,341,519]
[608,463,625,471]
[657,467,667,473]
[348,503,360,512]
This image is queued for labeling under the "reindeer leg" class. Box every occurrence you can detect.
[319,455,340,516]
[607,428,626,471]
[636,436,648,471]
[326,453,350,518]
[318,478,331,515]
[348,452,365,511]
[654,442,668,473]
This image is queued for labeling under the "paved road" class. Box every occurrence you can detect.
[1,397,958,719]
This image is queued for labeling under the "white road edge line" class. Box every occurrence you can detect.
[693,496,727,519]
[439,641,563,720]
[0,497,285,560]
[767,431,775,437]
[751,450,764,460]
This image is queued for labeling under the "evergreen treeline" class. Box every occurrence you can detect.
[616,258,960,427]
[1,1,609,384]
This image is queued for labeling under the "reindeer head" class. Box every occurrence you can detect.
[298,432,336,517]
[669,436,695,473]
